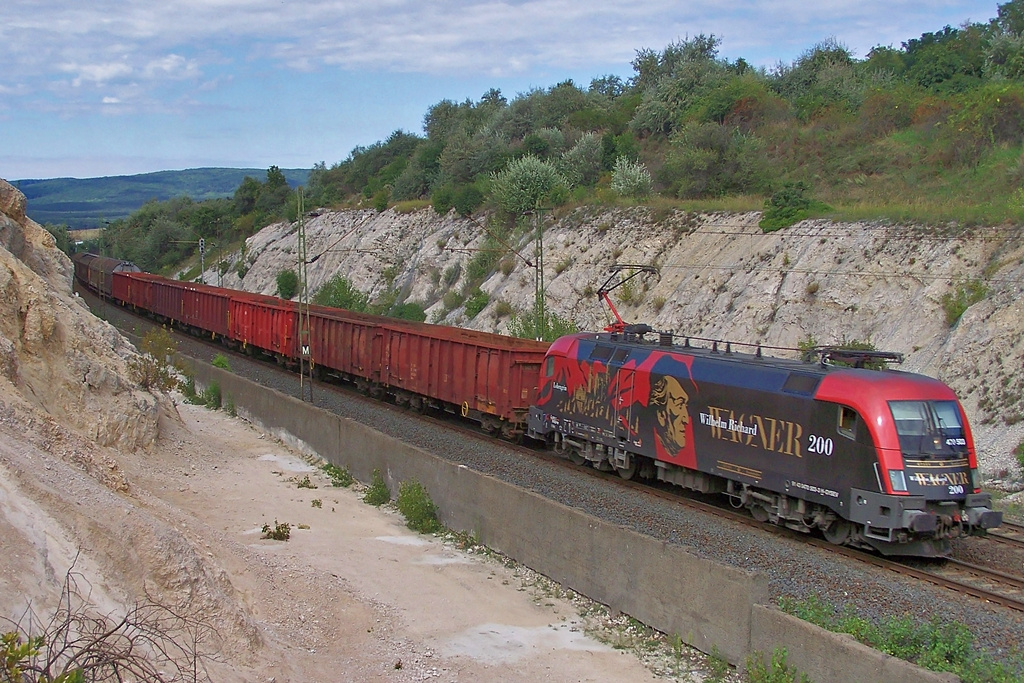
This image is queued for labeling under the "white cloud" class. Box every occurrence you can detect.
[102,96,121,104]
[5,0,996,93]
[143,54,201,80]
[60,61,133,87]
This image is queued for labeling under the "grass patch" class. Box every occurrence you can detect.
[211,353,231,370]
[393,199,430,214]
[779,595,1024,681]
[745,648,809,683]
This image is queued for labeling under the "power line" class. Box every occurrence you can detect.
[647,262,1024,285]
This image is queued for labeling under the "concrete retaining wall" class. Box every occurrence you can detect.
[191,361,958,683]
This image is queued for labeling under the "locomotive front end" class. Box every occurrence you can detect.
[887,399,1002,537]
[817,372,1002,556]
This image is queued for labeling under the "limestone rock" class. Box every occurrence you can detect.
[0,178,159,454]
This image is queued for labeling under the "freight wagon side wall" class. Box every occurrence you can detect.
[149,279,187,322]
[181,288,231,338]
[229,299,299,356]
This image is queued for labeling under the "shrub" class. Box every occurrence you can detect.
[313,275,370,312]
[201,381,221,409]
[778,594,1021,680]
[464,288,490,319]
[276,268,299,299]
[610,156,652,199]
[128,327,179,392]
[363,469,390,506]
[1015,440,1024,473]
[442,290,465,311]
[940,279,988,327]
[760,181,831,232]
[453,185,484,217]
[432,186,455,215]
[506,307,578,341]
[127,353,176,392]
[211,353,231,370]
[387,302,427,322]
[465,242,501,283]
[372,188,390,213]
[261,520,291,541]
[180,373,199,403]
[658,122,769,199]
[396,479,441,533]
[322,462,354,488]
[492,299,514,318]
[442,263,461,287]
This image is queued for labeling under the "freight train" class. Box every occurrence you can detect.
[72,252,1003,556]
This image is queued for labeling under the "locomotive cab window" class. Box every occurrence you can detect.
[590,345,614,362]
[544,356,555,378]
[611,348,630,364]
[837,406,857,440]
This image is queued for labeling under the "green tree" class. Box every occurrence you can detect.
[233,176,262,215]
[611,156,653,199]
[559,132,603,187]
[490,156,568,215]
[43,223,72,255]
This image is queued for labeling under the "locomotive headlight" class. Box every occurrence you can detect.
[889,469,908,493]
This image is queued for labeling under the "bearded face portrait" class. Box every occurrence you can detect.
[651,375,690,455]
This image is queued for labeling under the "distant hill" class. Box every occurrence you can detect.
[11,167,310,229]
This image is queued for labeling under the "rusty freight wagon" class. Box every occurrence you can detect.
[72,253,141,298]
[120,273,233,340]
[306,305,550,437]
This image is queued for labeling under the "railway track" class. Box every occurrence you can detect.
[87,287,1024,616]
[986,520,1024,551]
[420,410,1024,614]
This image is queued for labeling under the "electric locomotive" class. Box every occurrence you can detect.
[526,325,1002,556]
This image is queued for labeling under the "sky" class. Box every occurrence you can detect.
[1,1,1003,181]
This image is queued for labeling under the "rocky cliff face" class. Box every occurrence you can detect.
[211,206,1024,481]
[0,178,159,451]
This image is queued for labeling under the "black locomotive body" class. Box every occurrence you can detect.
[527,329,1002,556]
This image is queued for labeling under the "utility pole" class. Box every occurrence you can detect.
[533,205,548,341]
[296,189,313,402]
[198,238,205,284]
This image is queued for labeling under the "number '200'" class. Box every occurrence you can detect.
[808,434,834,456]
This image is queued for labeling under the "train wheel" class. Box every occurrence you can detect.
[568,447,587,466]
[750,504,770,523]
[615,462,637,481]
[823,519,852,545]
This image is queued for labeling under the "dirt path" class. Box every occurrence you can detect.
[3,387,714,681]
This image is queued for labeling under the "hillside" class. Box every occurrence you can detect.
[10,167,309,229]
[204,206,1024,486]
